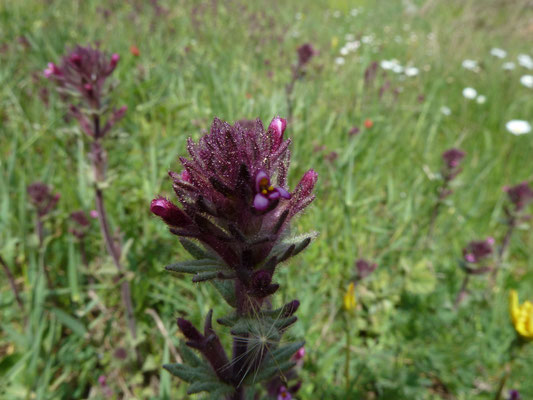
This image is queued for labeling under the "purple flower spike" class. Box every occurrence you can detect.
[508,389,521,400]
[45,45,121,107]
[442,148,466,169]
[254,170,291,211]
[462,237,494,264]
[297,43,315,66]
[505,181,533,212]
[27,182,60,217]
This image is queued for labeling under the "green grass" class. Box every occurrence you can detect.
[1,0,533,398]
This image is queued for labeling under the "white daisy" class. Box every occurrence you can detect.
[462,59,479,72]
[333,10,341,18]
[502,62,516,70]
[335,57,345,65]
[392,64,404,74]
[350,8,359,16]
[345,34,355,41]
[340,47,349,56]
[380,60,395,70]
[345,41,360,51]
[404,67,419,77]
[490,48,507,58]
[506,120,531,135]
[518,54,533,69]
[462,87,477,99]
[440,106,451,116]
[520,75,533,88]
[476,95,486,104]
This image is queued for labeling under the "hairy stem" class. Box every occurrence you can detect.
[91,115,137,341]
[0,255,23,310]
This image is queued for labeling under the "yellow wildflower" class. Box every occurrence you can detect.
[509,290,533,340]
[343,282,356,311]
[331,36,339,49]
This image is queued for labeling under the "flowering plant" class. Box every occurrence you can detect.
[151,116,317,399]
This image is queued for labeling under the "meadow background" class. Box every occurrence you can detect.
[1,0,533,398]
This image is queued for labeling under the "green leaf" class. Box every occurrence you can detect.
[178,342,202,368]
[180,239,210,259]
[210,279,236,307]
[270,341,305,363]
[49,308,87,337]
[166,259,225,274]
[192,271,219,282]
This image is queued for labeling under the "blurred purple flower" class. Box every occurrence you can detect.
[70,210,90,239]
[349,126,360,136]
[355,258,378,280]
[297,43,315,66]
[463,237,494,264]
[27,182,60,217]
[442,148,466,169]
[277,386,292,400]
[508,389,521,400]
[44,45,126,138]
[504,181,533,212]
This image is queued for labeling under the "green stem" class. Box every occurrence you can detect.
[345,320,351,393]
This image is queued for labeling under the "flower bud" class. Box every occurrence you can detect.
[299,169,318,196]
[110,53,120,70]
[150,197,191,227]
[268,116,287,150]
[177,318,203,342]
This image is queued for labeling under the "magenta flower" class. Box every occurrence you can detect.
[152,117,317,274]
[463,237,494,264]
[156,117,315,397]
[509,390,521,400]
[277,386,292,400]
[253,170,291,211]
[505,181,533,212]
[44,46,119,106]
